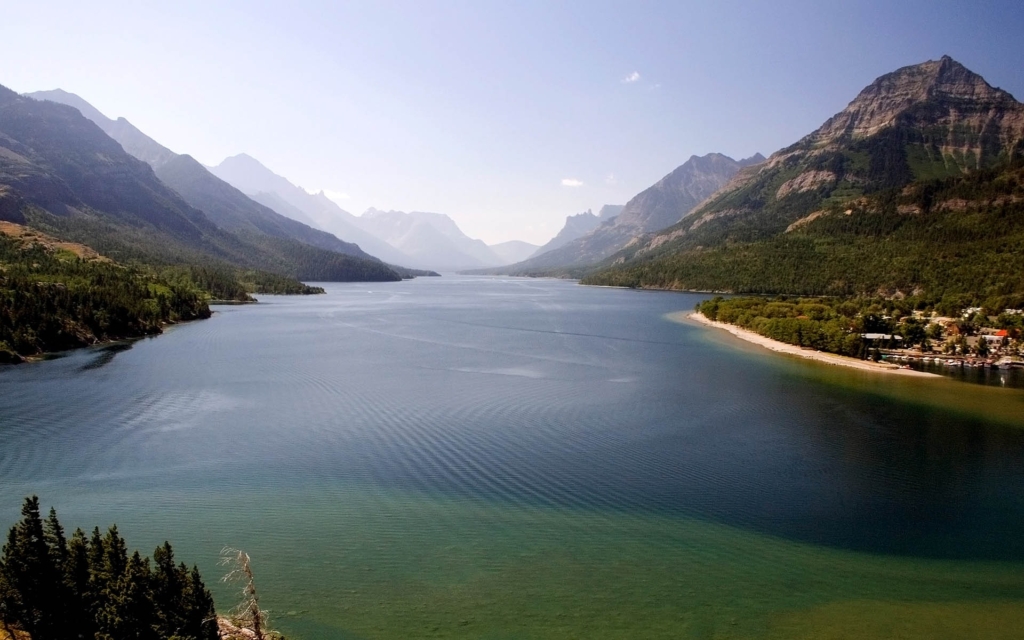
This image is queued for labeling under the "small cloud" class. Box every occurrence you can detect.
[649,83,662,91]
[561,178,584,187]
[622,71,641,83]
[605,173,617,185]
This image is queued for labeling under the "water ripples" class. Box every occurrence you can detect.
[2,278,1024,562]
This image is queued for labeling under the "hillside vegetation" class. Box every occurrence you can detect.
[584,57,1024,303]
[584,161,1024,304]
[0,497,217,640]
[0,226,216,362]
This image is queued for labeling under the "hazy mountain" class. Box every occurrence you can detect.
[354,208,502,270]
[246,190,319,228]
[583,57,1024,297]
[489,240,539,264]
[153,154,375,258]
[26,89,177,168]
[530,209,603,258]
[1,85,399,283]
[209,153,417,266]
[491,153,761,273]
[25,90,396,268]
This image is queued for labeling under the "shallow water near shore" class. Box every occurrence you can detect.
[2,276,1023,638]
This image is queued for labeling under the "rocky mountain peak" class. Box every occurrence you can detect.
[810,56,1021,144]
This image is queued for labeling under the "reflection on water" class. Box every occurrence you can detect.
[899,358,1024,388]
[1,277,1023,638]
[77,341,134,371]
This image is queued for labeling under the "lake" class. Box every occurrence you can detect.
[2,276,1023,639]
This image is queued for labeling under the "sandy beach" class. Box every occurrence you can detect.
[673,311,939,378]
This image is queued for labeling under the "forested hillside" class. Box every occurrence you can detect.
[0,224,214,362]
[584,57,1024,301]
[584,161,1024,304]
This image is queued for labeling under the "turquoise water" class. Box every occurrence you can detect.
[2,276,1023,638]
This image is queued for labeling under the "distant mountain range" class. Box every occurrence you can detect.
[209,154,523,270]
[489,239,540,264]
[24,91,609,273]
[529,205,622,259]
[16,54,1015,303]
[583,56,1024,301]
[207,154,417,266]
[25,91,386,258]
[6,87,401,285]
[485,153,762,275]
[354,208,507,271]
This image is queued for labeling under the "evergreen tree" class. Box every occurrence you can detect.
[96,551,157,639]
[0,496,64,640]
[180,565,218,640]
[2,498,219,639]
[66,528,97,638]
[153,542,186,637]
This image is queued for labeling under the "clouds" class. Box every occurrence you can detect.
[622,71,641,83]
[561,178,584,187]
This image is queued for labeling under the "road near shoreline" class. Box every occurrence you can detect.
[674,311,940,378]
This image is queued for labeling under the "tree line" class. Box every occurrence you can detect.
[0,496,217,640]
[696,295,1024,358]
[0,235,212,362]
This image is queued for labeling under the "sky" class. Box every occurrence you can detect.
[3,1,1024,245]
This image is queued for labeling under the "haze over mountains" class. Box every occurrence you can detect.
[24,90,388,265]
[489,153,764,274]
[1,85,401,288]
[25,90,536,272]
[529,205,622,258]
[209,154,535,271]
[207,154,416,266]
[15,55,1021,294]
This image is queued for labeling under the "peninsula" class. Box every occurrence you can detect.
[677,311,938,377]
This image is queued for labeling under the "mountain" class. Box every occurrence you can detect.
[209,154,417,266]
[597,204,625,220]
[25,90,393,267]
[531,208,607,258]
[152,154,374,258]
[583,57,1024,301]
[354,208,502,271]
[1,85,399,284]
[26,89,177,168]
[489,240,539,264]
[246,190,320,228]
[491,153,762,274]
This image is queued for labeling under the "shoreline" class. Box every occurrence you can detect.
[675,311,940,378]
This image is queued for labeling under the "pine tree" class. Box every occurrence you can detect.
[96,551,157,639]
[181,565,218,640]
[42,507,72,638]
[2,498,219,639]
[153,542,186,637]
[0,496,64,640]
[66,528,97,638]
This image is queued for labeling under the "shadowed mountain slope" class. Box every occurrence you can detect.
[2,85,399,283]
